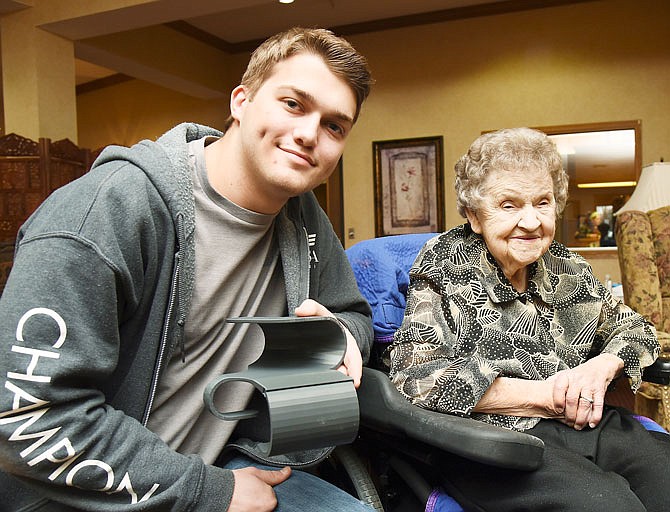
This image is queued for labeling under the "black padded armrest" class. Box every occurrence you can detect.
[643,357,670,385]
[358,367,544,471]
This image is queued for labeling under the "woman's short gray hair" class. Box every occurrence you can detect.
[454,127,569,218]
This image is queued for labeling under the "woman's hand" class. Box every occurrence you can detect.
[473,354,624,429]
[546,353,624,430]
[294,299,363,388]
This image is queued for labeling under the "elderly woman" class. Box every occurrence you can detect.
[387,127,669,511]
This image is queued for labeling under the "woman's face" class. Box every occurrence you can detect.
[465,166,556,288]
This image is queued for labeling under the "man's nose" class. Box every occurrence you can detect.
[293,115,319,146]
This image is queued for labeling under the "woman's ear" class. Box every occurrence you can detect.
[465,208,482,234]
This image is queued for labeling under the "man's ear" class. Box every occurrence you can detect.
[465,208,482,234]
[229,85,249,122]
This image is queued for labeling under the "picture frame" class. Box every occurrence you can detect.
[373,136,445,237]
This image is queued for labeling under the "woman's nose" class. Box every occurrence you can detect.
[518,205,541,230]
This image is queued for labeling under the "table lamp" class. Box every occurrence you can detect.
[616,162,670,214]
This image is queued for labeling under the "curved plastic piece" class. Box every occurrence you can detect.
[228,316,348,369]
[204,375,259,421]
[203,316,360,457]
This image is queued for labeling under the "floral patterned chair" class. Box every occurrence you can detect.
[615,205,670,430]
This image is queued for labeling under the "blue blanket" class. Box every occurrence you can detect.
[346,233,436,344]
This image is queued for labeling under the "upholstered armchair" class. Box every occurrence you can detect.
[615,205,670,429]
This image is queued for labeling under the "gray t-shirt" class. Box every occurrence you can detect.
[146,136,286,463]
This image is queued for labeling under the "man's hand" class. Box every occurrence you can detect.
[547,353,624,430]
[294,299,363,388]
[229,466,291,511]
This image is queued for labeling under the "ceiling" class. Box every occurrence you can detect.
[59,0,619,182]
[4,0,628,186]
[183,0,510,45]
[18,0,592,88]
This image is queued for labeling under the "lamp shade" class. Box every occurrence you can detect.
[615,162,670,214]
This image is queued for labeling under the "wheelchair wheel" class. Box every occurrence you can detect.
[330,445,385,511]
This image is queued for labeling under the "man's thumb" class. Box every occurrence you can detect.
[258,466,292,486]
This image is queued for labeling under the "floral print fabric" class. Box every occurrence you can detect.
[616,206,670,347]
[387,224,659,431]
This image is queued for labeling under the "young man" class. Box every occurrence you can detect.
[0,28,374,511]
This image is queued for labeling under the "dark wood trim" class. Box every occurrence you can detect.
[314,159,344,244]
[332,0,597,38]
[166,0,599,55]
[76,73,134,95]
[327,159,344,245]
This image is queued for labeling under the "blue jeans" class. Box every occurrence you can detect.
[222,455,374,511]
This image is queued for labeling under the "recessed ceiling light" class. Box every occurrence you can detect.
[279,0,294,4]
[577,181,637,189]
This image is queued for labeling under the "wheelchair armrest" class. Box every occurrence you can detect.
[643,357,670,385]
[358,367,544,471]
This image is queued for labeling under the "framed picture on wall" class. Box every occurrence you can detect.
[373,136,445,237]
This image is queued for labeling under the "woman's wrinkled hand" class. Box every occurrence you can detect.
[546,353,624,430]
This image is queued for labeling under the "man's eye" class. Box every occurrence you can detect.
[327,122,343,135]
[284,98,300,110]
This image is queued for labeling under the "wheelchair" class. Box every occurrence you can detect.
[327,233,669,512]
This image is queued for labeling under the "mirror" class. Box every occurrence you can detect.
[536,121,641,248]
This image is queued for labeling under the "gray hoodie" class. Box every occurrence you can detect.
[0,123,372,511]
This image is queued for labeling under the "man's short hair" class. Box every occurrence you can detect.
[225,27,373,129]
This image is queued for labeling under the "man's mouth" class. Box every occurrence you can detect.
[280,146,316,166]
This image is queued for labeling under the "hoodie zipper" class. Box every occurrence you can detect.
[142,216,184,426]
[302,226,311,299]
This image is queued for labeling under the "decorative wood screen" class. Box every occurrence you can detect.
[0,133,93,293]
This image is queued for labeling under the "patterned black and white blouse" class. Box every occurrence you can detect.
[387,224,659,431]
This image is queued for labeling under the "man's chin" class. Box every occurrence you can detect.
[276,174,327,197]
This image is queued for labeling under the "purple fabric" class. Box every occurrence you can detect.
[425,488,464,512]
[633,414,668,433]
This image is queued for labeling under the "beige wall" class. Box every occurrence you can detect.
[77,52,249,150]
[77,79,229,150]
[341,0,669,240]
[76,0,670,282]
[578,248,621,284]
